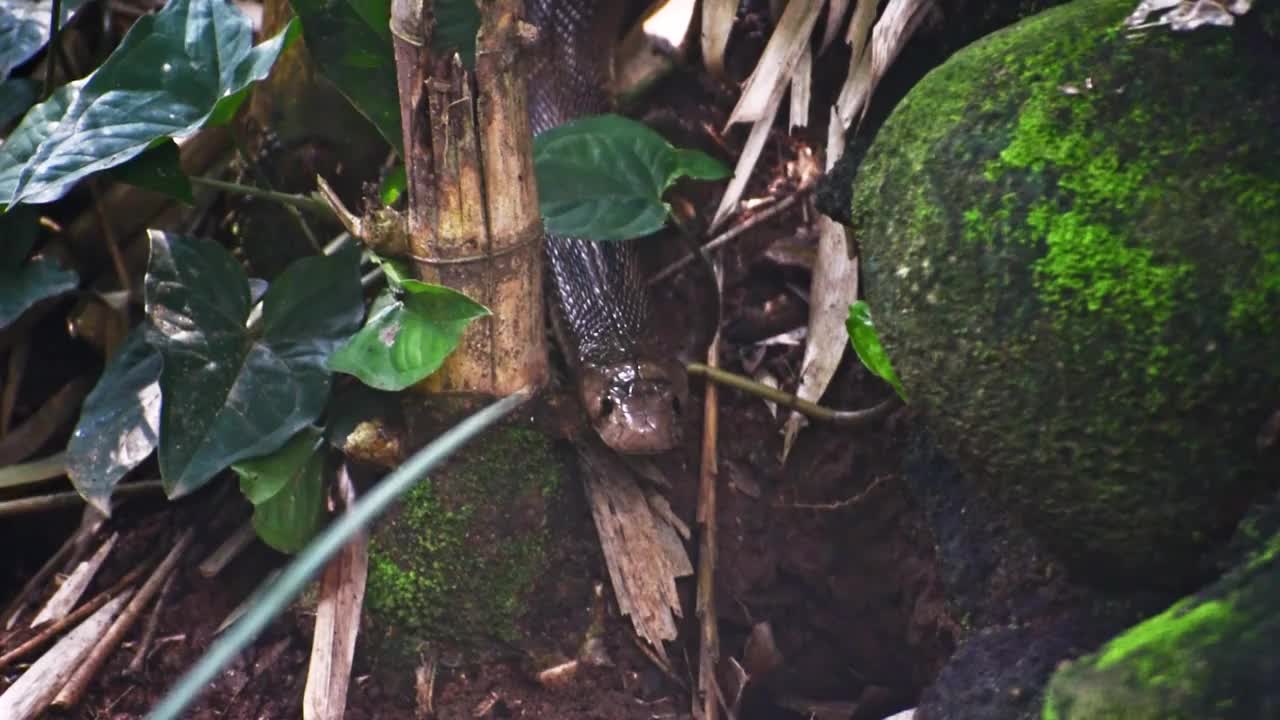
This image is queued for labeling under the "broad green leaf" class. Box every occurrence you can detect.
[533,114,730,242]
[232,427,327,553]
[847,301,907,402]
[436,0,480,68]
[66,326,163,515]
[145,233,364,498]
[0,206,79,328]
[106,139,193,203]
[0,0,91,81]
[287,0,401,154]
[0,0,297,207]
[328,281,489,391]
[0,78,84,205]
[0,77,37,127]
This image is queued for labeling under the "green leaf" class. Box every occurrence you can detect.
[847,301,907,402]
[287,0,402,154]
[0,0,297,207]
[232,427,327,553]
[66,326,163,515]
[328,281,489,391]
[145,234,364,498]
[436,0,479,68]
[533,114,730,242]
[379,163,406,206]
[0,78,84,205]
[106,139,193,203]
[0,0,92,81]
[0,77,37,128]
[0,206,79,328]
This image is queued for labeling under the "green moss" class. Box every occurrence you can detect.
[852,0,1280,581]
[1043,539,1280,719]
[364,425,563,647]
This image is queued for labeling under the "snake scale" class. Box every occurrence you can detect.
[527,0,687,453]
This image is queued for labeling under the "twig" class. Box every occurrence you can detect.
[685,363,898,427]
[126,570,176,674]
[0,480,164,518]
[0,377,91,466]
[0,452,67,490]
[2,508,106,631]
[1,340,29,437]
[43,0,64,98]
[648,186,812,286]
[197,520,257,578]
[775,475,888,511]
[52,527,196,709]
[90,179,135,300]
[695,261,723,720]
[0,560,151,672]
[189,176,334,218]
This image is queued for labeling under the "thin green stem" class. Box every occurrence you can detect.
[685,362,898,427]
[189,176,334,218]
[147,389,534,720]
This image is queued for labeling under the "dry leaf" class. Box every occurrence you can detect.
[702,0,739,77]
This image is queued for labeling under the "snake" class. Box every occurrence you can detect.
[527,0,688,454]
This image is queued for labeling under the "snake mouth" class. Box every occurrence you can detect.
[580,360,686,454]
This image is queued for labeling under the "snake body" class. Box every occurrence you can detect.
[528,0,686,453]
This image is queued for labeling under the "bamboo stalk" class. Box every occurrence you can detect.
[391,0,547,401]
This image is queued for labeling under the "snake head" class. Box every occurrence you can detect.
[580,360,687,454]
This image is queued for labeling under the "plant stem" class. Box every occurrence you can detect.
[0,451,67,490]
[0,480,163,518]
[685,362,898,427]
[189,176,334,218]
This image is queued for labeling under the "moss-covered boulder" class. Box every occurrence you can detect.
[1042,529,1280,719]
[852,0,1280,584]
[362,425,574,666]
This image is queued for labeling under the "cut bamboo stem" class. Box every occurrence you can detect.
[391,0,547,401]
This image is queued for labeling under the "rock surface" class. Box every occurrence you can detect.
[852,0,1280,584]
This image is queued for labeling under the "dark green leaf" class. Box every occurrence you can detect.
[232,427,327,553]
[436,0,479,68]
[0,77,38,128]
[0,0,297,207]
[0,78,83,206]
[287,0,401,154]
[106,139,193,203]
[328,281,488,391]
[533,114,731,242]
[847,301,907,402]
[0,206,78,328]
[0,0,91,81]
[66,326,163,515]
[145,233,363,498]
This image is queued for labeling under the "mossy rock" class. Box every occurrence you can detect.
[1042,530,1280,719]
[362,424,571,666]
[852,0,1280,584]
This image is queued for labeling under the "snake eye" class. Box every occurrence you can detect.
[599,396,615,417]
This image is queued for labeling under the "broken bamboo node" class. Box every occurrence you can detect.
[392,0,548,406]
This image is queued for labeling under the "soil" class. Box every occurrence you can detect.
[0,3,963,719]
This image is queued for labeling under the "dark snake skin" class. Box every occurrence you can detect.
[528,0,685,453]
